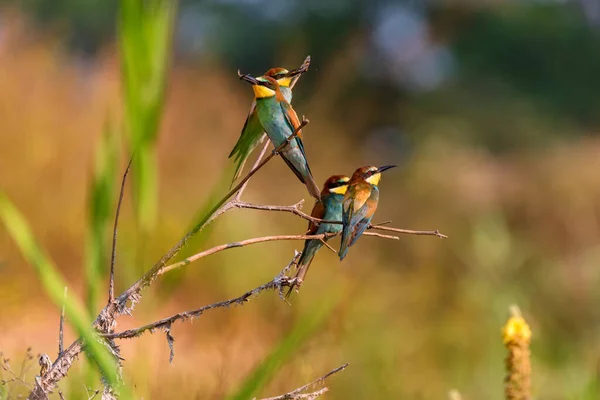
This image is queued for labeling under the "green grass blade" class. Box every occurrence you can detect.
[226,295,340,400]
[0,192,121,391]
[119,0,177,231]
[158,169,231,294]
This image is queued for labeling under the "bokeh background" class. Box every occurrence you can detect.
[1,0,600,398]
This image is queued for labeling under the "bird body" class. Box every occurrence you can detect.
[339,165,396,260]
[239,73,321,200]
[286,175,350,297]
[229,57,310,183]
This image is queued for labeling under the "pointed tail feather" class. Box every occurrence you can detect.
[305,174,321,201]
[279,153,321,200]
[286,240,321,298]
[339,224,351,261]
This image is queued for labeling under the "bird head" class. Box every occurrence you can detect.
[238,73,280,98]
[265,55,311,89]
[351,165,397,186]
[239,55,310,93]
[264,68,294,88]
[322,175,350,195]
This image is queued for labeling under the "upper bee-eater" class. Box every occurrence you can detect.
[238,72,321,200]
[339,165,397,260]
[229,56,311,183]
[286,175,350,297]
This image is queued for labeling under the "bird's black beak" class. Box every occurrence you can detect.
[285,55,311,78]
[377,165,397,173]
[238,70,261,85]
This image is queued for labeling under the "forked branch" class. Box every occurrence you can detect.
[104,254,301,342]
[116,117,309,308]
[259,363,349,400]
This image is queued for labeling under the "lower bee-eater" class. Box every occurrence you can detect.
[286,175,350,297]
[339,165,397,260]
[229,56,310,183]
[239,73,321,200]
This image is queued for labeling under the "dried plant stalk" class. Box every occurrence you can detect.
[502,305,532,400]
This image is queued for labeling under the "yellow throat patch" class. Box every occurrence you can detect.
[252,85,275,98]
[366,173,381,185]
[276,77,292,87]
[329,185,348,195]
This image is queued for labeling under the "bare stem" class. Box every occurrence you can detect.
[259,363,349,400]
[108,156,134,305]
[368,224,448,239]
[59,287,67,355]
[104,255,301,341]
[157,233,337,276]
[232,200,448,239]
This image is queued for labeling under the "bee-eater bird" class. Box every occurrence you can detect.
[286,175,350,297]
[238,72,321,200]
[339,165,397,260]
[229,56,311,183]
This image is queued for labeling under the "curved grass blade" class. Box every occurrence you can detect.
[0,192,122,394]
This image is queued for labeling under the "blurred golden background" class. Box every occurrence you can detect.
[1,1,600,398]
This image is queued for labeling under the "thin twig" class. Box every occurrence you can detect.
[59,287,67,355]
[157,233,338,276]
[368,224,448,238]
[261,388,328,400]
[232,201,448,239]
[85,386,100,400]
[1,356,32,390]
[108,156,134,305]
[104,255,301,340]
[371,220,392,226]
[319,239,337,253]
[259,363,349,400]
[362,232,399,240]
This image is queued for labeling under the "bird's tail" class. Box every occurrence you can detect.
[305,174,321,201]
[286,240,321,298]
[339,224,351,261]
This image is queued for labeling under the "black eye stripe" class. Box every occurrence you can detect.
[330,181,348,188]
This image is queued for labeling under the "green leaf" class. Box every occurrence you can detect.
[119,0,177,231]
[0,192,121,391]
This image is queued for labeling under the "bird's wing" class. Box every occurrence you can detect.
[347,197,378,247]
[228,100,266,182]
[344,184,372,218]
[278,99,321,200]
[280,99,304,140]
[308,200,326,235]
[343,184,376,247]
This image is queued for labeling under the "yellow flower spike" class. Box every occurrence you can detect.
[502,305,532,345]
[503,305,532,400]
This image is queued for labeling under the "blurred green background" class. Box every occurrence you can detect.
[1,0,600,398]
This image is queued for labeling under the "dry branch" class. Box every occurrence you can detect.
[258,363,349,400]
[114,118,309,311]
[108,156,133,305]
[104,254,301,342]
[231,200,447,238]
[58,287,67,356]
[25,106,445,399]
